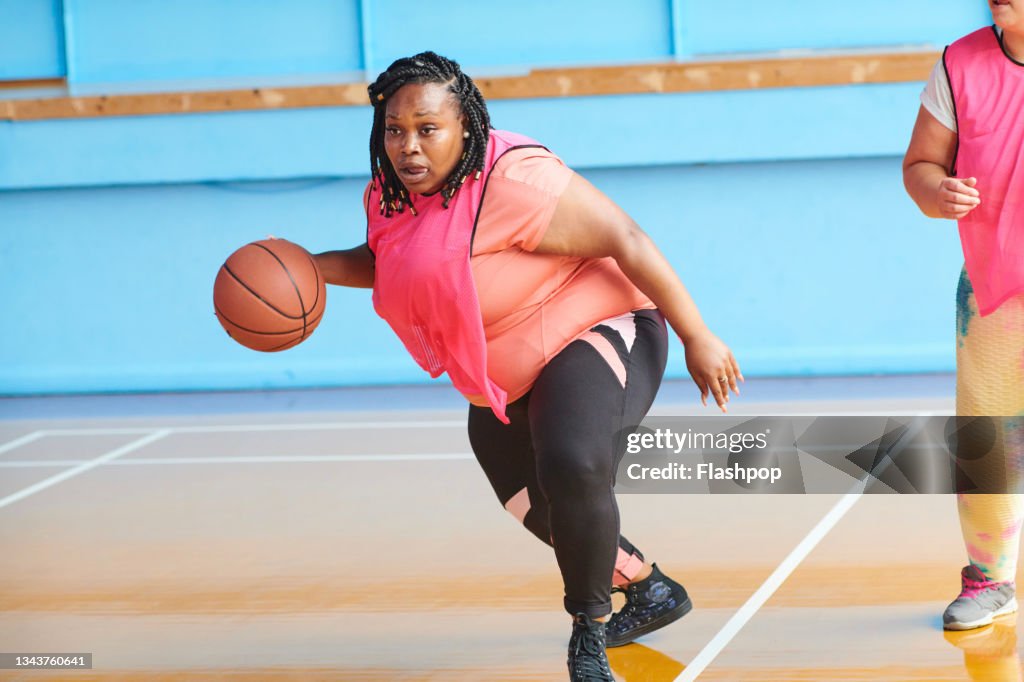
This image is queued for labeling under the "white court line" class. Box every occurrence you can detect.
[19,414,945,439]
[0,438,955,468]
[675,490,863,681]
[0,453,475,468]
[35,420,465,437]
[0,431,45,455]
[675,416,930,681]
[0,430,170,510]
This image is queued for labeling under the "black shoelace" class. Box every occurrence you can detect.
[570,622,612,681]
[608,586,651,631]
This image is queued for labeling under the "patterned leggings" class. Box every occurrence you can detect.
[955,268,1024,582]
[468,309,667,618]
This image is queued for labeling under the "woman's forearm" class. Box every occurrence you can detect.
[535,172,740,405]
[615,227,709,344]
[904,160,951,219]
[313,243,375,288]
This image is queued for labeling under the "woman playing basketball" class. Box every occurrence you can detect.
[903,1,1024,632]
[315,52,741,680]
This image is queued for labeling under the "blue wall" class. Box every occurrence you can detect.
[679,1,983,55]
[4,0,987,87]
[0,1,991,395]
[62,0,364,87]
[0,0,65,80]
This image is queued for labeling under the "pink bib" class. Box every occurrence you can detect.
[367,130,544,423]
[946,27,1024,315]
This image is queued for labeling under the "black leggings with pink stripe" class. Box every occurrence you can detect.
[468,308,668,618]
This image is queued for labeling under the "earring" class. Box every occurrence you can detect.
[463,131,470,139]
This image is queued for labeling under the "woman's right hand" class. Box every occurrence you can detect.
[936,176,981,219]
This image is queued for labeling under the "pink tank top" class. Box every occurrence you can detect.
[946,27,1024,316]
[366,130,544,423]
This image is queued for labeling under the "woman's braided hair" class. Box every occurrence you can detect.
[368,51,492,216]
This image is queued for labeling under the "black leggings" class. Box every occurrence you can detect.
[468,309,668,618]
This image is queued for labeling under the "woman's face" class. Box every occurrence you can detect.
[383,82,466,195]
[990,0,1024,32]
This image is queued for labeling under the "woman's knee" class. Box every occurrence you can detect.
[536,443,614,500]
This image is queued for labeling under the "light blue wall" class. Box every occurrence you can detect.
[681,1,985,55]
[5,0,991,86]
[367,0,673,71]
[0,156,964,395]
[0,1,993,395]
[0,84,931,191]
[0,0,65,80]
[62,0,363,86]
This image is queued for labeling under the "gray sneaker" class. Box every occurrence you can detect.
[943,564,1018,631]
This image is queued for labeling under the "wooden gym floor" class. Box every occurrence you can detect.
[1,374,1019,680]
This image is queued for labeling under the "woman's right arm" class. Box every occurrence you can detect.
[902,105,980,219]
[313,243,375,288]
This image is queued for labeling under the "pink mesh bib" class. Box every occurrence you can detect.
[946,27,1024,315]
[367,130,543,423]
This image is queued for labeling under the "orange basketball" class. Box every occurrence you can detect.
[213,238,326,352]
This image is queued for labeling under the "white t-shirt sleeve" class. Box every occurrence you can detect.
[920,58,957,132]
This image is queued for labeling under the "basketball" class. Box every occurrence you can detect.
[213,238,326,352]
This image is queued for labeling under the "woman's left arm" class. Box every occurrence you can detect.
[534,173,742,411]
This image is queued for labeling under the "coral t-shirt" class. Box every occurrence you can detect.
[470,147,654,404]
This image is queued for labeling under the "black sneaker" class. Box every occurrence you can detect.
[568,613,615,681]
[605,563,692,648]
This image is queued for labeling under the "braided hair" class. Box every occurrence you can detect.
[367,51,491,216]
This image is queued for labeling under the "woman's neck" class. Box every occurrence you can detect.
[1001,26,1024,62]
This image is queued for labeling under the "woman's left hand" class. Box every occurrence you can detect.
[683,330,743,412]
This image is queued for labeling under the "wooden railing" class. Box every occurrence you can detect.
[0,51,939,122]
